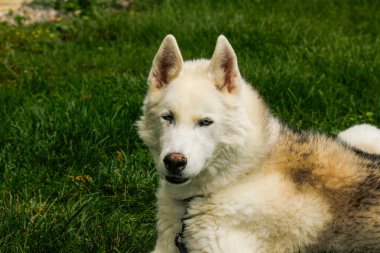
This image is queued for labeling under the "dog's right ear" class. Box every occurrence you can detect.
[148,35,183,90]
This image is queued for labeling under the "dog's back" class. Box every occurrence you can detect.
[266,127,380,252]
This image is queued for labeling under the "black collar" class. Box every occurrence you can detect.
[174,195,205,253]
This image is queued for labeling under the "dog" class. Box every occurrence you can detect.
[137,35,380,253]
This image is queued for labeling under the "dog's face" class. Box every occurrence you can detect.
[138,35,249,185]
[155,75,227,184]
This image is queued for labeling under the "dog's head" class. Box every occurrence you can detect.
[137,35,252,186]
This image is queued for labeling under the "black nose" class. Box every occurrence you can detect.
[163,153,187,174]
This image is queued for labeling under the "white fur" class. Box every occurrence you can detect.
[338,124,380,154]
[138,35,286,252]
[138,35,376,253]
[138,35,276,200]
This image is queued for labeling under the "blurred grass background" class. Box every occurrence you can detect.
[0,0,379,252]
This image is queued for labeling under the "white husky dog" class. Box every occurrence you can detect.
[137,35,380,253]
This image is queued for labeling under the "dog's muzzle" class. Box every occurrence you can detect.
[163,152,189,184]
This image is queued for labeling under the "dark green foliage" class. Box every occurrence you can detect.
[0,0,379,252]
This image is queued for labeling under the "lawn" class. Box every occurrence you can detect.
[0,0,379,252]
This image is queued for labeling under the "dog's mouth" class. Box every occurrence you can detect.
[165,176,190,184]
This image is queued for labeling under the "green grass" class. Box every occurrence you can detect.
[0,0,379,252]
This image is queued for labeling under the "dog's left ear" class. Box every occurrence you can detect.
[209,35,240,93]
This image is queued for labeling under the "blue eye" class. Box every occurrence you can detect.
[161,113,174,123]
[198,118,214,127]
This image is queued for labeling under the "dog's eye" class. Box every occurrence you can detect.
[198,118,214,127]
[161,113,174,124]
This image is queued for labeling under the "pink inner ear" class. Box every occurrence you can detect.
[221,52,233,92]
[220,51,237,93]
[153,46,181,89]
[157,47,175,87]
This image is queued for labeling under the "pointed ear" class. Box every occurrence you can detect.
[209,35,240,93]
[148,35,183,89]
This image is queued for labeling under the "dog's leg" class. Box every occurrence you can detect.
[182,173,330,253]
[152,188,186,253]
[183,213,263,253]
